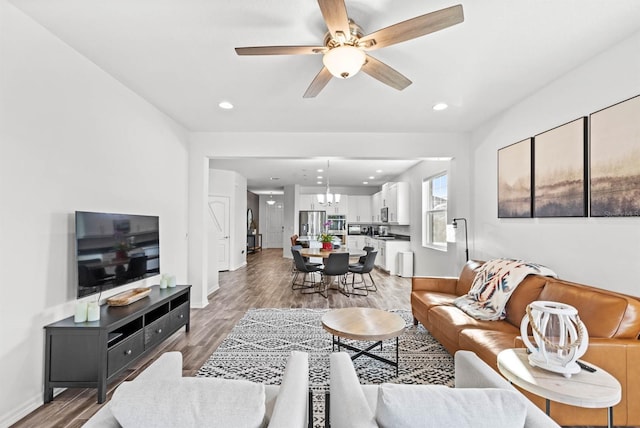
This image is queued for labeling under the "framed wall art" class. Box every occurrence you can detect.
[498,138,532,218]
[590,94,640,217]
[533,117,588,217]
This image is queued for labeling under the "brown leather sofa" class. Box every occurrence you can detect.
[411,260,640,427]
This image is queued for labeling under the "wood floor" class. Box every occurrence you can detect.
[12,248,411,428]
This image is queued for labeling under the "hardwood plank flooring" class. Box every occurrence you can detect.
[12,249,411,427]
[12,249,615,428]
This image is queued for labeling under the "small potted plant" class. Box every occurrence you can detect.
[319,232,334,250]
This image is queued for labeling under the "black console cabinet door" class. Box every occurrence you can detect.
[49,331,100,382]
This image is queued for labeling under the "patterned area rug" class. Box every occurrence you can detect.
[197,308,454,427]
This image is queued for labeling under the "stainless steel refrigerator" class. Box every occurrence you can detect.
[299,210,326,238]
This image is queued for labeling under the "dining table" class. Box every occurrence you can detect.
[299,247,365,259]
[298,247,366,297]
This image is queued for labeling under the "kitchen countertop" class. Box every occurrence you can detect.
[348,234,410,241]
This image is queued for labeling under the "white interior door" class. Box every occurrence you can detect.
[208,196,230,272]
[265,203,284,248]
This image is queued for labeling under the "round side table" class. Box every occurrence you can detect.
[497,348,621,428]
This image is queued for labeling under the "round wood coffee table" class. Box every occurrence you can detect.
[322,307,406,375]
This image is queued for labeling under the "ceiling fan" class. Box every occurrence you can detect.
[235,0,464,98]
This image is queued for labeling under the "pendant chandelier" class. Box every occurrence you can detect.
[317,160,341,206]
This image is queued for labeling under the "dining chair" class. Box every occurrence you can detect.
[349,246,374,269]
[291,248,323,292]
[321,252,350,298]
[348,250,378,296]
[290,234,299,246]
[291,245,321,273]
[291,244,302,273]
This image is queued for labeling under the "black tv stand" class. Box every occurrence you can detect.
[43,284,191,403]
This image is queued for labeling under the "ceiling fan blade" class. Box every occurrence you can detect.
[303,67,333,98]
[317,0,351,41]
[235,46,327,56]
[361,55,412,91]
[359,4,464,50]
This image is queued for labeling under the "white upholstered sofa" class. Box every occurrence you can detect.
[83,350,310,428]
[328,350,560,428]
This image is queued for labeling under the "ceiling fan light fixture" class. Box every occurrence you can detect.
[322,45,365,79]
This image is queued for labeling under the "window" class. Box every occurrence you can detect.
[422,172,448,249]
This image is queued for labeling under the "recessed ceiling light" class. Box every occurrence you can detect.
[363,181,369,185]
[433,103,448,111]
[218,101,234,110]
[376,169,383,173]
[317,175,323,179]
[270,177,280,181]
[317,169,324,173]
[317,181,322,184]
[369,176,375,180]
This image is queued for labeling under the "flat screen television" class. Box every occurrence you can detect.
[75,211,160,298]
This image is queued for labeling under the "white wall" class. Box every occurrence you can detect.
[471,30,640,295]
[283,184,298,257]
[0,2,189,425]
[395,157,472,277]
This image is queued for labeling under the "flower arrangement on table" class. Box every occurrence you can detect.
[319,220,334,249]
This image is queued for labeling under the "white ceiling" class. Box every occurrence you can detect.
[209,158,426,193]
[10,0,640,192]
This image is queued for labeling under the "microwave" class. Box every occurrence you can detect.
[380,207,389,223]
[327,215,346,232]
[347,224,361,235]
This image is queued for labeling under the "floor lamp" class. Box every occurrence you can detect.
[452,218,469,261]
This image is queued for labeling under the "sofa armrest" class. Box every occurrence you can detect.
[329,352,377,428]
[134,352,183,382]
[269,351,309,428]
[454,351,560,428]
[83,352,184,428]
[412,276,458,294]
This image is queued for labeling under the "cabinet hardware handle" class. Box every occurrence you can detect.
[125,350,132,355]
[157,329,162,334]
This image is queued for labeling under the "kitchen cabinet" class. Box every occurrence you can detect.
[347,195,372,223]
[300,194,348,214]
[364,236,379,254]
[371,192,382,223]
[386,182,410,225]
[300,194,319,211]
[381,182,392,207]
[324,194,348,215]
[347,235,366,251]
[376,240,387,270]
[371,239,410,275]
